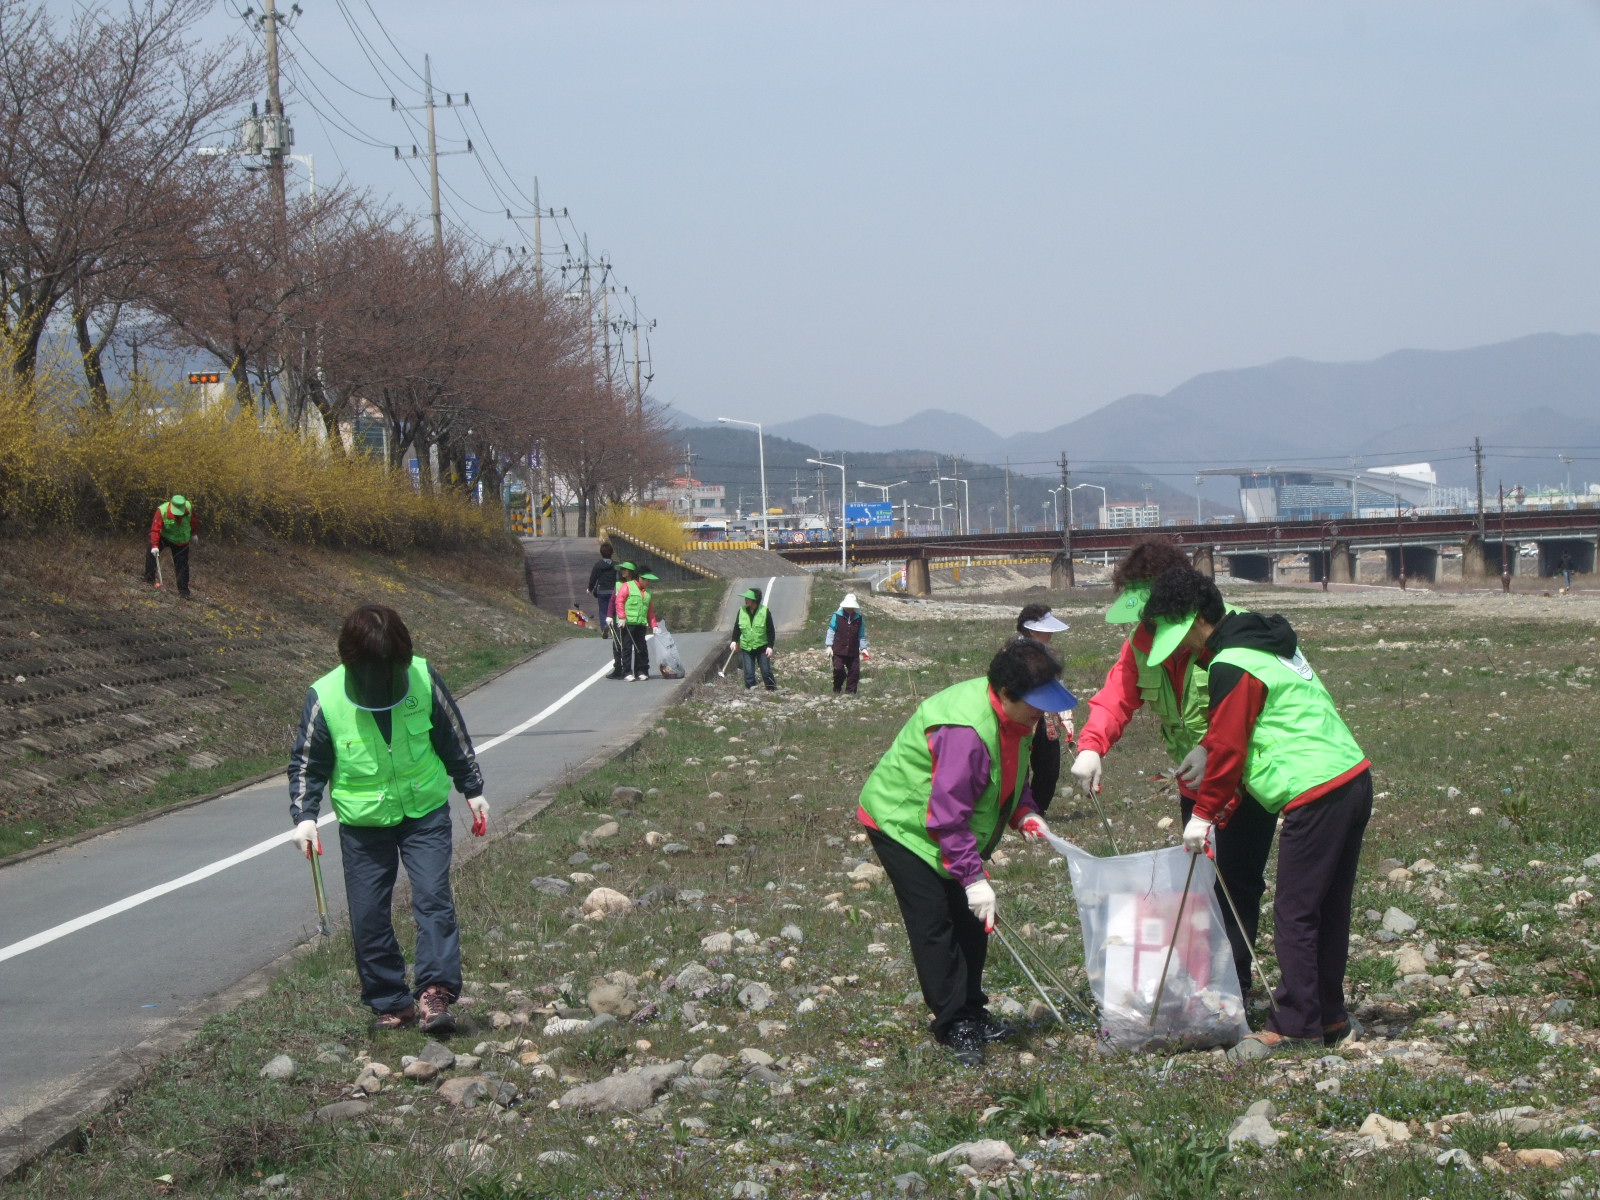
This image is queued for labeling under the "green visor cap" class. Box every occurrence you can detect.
[1104,584,1151,625]
[1145,611,1198,666]
[740,588,761,601]
[640,572,659,581]
[617,561,637,572]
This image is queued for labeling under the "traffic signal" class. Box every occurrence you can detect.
[188,372,222,384]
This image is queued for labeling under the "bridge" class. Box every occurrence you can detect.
[769,509,1600,591]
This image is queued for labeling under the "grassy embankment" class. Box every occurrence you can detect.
[13,586,1600,1200]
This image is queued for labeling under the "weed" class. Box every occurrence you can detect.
[995,1080,1107,1138]
[1120,1127,1232,1199]
[808,1099,880,1142]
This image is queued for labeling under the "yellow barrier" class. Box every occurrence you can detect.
[689,540,759,551]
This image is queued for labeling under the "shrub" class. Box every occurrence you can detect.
[600,502,687,556]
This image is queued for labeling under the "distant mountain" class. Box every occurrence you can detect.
[768,409,1008,459]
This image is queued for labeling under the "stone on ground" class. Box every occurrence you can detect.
[557,1062,686,1113]
[258,1054,296,1081]
[928,1139,1016,1172]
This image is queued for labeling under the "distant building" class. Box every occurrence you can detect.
[1101,503,1160,529]
[1199,463,1460,521]
[646,476,727,519]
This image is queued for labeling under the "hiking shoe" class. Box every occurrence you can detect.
[417,985,457,1034]
[976,1015,1015,1043]
[373,1004,417,1030]
[938,1019,986,1067]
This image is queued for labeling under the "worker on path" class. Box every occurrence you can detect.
[1142,565,1373,1059]
[587,542,618,637]
[1070,536,1275,998]
[288,603,488,1034]
[1014,604,1075,814]
[613,564,656,681]
[730,587,777,691]
[857,638,1068,1065]
[824,592,868,694]
[144,494,195,599]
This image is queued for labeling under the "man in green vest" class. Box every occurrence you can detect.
[287,604,489,1034]
[857,638,1071,1065]
[1142,565,1372,1060]
[144,494,196,599]
[729,587,777,691]
[1071,535,1278,998]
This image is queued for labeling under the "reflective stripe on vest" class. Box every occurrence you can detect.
[857,676,1031,878]
[311,657,452,827]
[737,605,770,651]
[1208,644,1366,813]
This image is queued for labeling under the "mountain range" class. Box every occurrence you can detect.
[671,333,1600,491]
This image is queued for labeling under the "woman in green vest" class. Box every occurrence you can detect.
[1071,536,1277,999]
[729,587,777,691]
[1143,566,1372,1059]
[856,638,1070,1066]
[287,604,489,1034]
[144,494,196,599]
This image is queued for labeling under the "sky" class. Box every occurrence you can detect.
[202,0,1600,434]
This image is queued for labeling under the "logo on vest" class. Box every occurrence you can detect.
[405,694,419,710]
[1278,649,1315,680]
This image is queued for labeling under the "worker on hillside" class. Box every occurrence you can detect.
[1142,565,1372,1059]
[144,494,195,599]
[612,563,656,681]
[587,541,618,636]
[824,592,868,694]
[857,638,1068,1065]
[730,587,777,691]
[1070,535,1276,999]
[1014,604,1075,814]
[288,603,488,1035]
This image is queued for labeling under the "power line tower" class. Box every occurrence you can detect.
[391,55,472,256]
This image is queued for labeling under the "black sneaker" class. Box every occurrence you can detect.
[977,1015,1015,1043]
[938,1019,986,1067]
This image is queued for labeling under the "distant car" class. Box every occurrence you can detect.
[1519,543,1538,558]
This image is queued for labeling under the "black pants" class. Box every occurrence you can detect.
[1029,727,1061,814]
[832,652,860,693]
[144,537,190,597]
[868,828,988,1041]
[1266,769,1372,1040]
[622,624,649,676]
[339,803,462,1014]
[1181,789,1278,998]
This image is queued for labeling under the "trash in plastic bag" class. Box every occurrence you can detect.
[653,620,686,678]
[1048,833,1247,1053]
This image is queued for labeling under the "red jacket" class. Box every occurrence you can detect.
[1076,624,1200,800]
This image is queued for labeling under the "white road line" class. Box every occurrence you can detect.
[0,646,624,966]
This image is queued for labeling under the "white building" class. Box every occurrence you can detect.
[1101,503,1160,529]
[647,477,727,519]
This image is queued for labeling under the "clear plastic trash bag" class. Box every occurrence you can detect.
[653,620,686,678]
[1048,834,1248,1053]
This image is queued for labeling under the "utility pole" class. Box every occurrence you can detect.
[1055,452,1074,588]
[392,63,472,259]
[1473,437,1486,536]
[1004,457,1013,533]
[260,0,288,226]
[507,181,568,279]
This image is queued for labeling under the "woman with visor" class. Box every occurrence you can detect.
[288,604,488,1034]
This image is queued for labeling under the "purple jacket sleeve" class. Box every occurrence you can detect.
[925,725,992,887]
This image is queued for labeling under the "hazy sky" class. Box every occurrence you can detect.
[219,1,1600,434]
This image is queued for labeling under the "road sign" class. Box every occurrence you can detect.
[846,502,893,528]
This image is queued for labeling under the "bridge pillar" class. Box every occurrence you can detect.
[1192,545,1215,579]
[1384,546,1438,584]
[1537,537,1596,580]
[1329,541,1354,584]
[1050,551,1075,589]
[1460,534,1489,581]
[1226,553,1272,583]
[1482,541,1519,579]
[905,556,932,597]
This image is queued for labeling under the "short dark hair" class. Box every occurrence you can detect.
[1016,603,1051,634]
[1142,566,1224,628]
[338,604,414,669]
[1112,535,1195,593]
[599,542,614,558]
[987,637,1061,700]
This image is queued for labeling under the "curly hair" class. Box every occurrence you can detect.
[1142,565,1225,628]
[338,604,414,669]
[987,636,1062,700]
[1111,534,1195,593]
[1015,603,1052,634]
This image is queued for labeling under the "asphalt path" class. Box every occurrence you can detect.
[0,573,810,1174]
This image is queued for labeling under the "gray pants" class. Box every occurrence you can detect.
[339,802,462,1013]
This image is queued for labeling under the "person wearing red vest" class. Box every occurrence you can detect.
[144,494,195,599]
[856,638,1072,1065]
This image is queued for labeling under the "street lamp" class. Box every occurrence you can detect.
[717,417,769,550]
[807,457,848,570]
[937,476,970,534]
[1068,483,1107,529]
[1048,485,1064,530]
[1195,474,1204,524]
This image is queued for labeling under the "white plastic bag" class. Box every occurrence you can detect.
[1049,834,1247,1053]
[653,620,686,678]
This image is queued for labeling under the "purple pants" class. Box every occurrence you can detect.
[832,653,860,693]
[1266,769,1372,1040]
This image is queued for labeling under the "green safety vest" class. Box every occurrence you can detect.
[1130,602,1238,763]
[857,677,1031,877]
[1208,645,1366,813]
[160,504,192,544]
[620,581,650,624]
[737,605,770,651]
[310,657,451,827]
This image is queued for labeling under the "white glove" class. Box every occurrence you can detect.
[467,795,490,837]
[964,878,997,931]
[764,647,773,658]
[294,818,320,858]
[1016,813,1050,842]
[150,547,159,555]
[1182,815,1213,854]
[1070,750,1103,797]
[1175,745,1208,786]
[729,641,738,652]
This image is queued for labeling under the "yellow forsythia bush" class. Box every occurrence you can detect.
[0,379,509,552]
[599,502,688,556]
